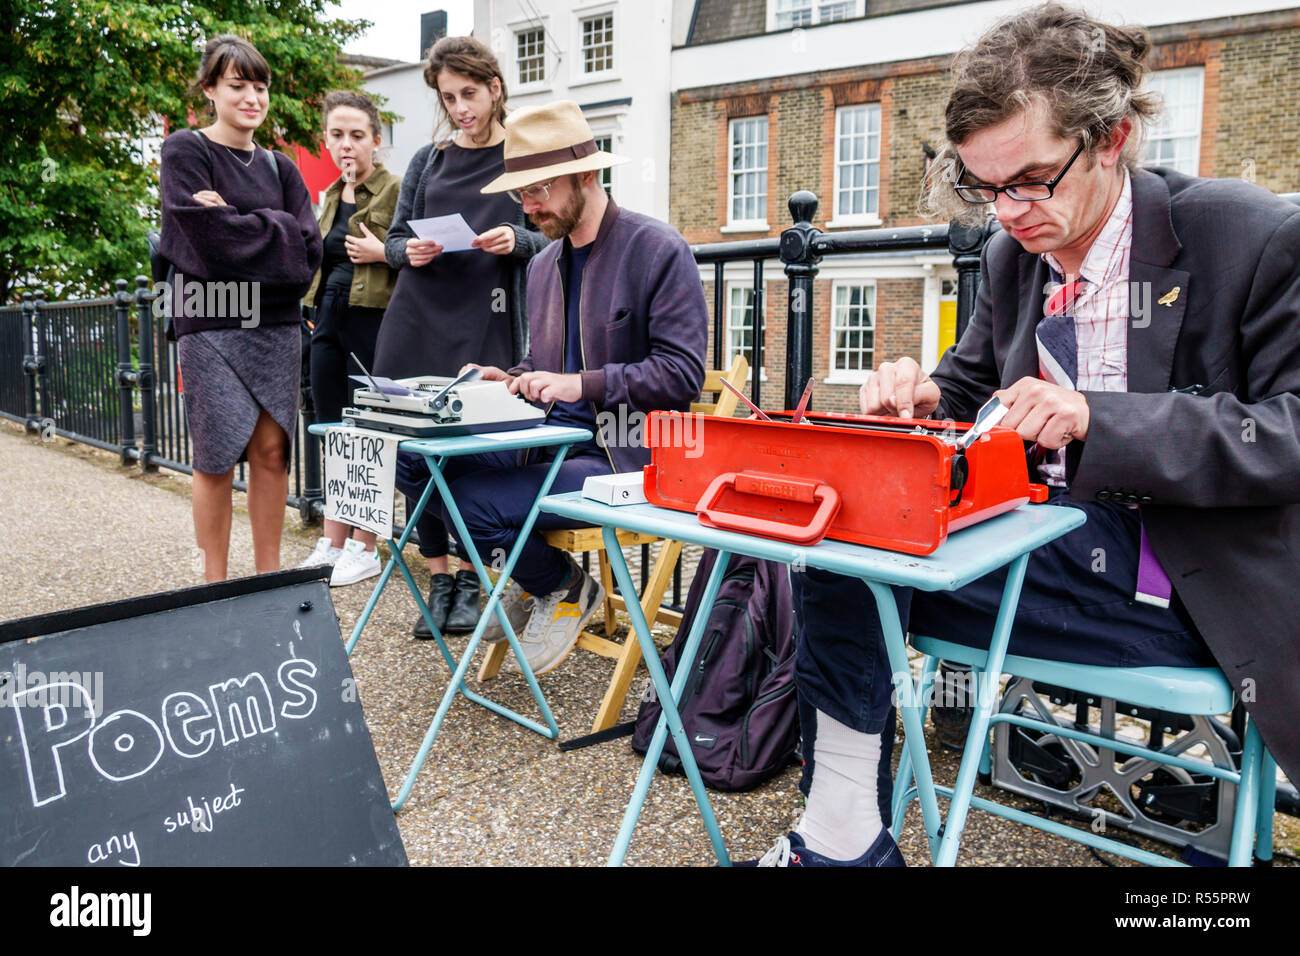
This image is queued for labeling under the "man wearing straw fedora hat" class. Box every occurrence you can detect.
[398,100,708,677]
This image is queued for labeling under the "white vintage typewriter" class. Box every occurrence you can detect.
[341,365,546,437]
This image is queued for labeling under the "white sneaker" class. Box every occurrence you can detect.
[329,540,382,587]
[515,563,604,676]
[480,580,534,644]
[298,537,343,569]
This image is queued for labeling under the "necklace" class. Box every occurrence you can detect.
[222,144,256,167]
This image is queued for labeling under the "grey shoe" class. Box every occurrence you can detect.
[480,579,534,644]
[516,563,604,676]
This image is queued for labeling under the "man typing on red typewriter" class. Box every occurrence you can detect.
[750,2,1300,866]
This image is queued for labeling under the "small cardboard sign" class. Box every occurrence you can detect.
[323,427,399,539]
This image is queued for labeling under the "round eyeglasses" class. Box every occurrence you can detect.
[507,178,557,205]
[953,142,1085,204]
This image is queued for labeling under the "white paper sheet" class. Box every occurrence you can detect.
[406,213,479,252]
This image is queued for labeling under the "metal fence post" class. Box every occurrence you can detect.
[134,276,159,472]
[31,289,50,434]
[113,279,137,465]
[299,368,323,525]
[20,292,41,432]
[948,218,992,343]
[780,191,823,411]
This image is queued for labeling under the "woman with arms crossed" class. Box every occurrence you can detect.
[159,35,323,581]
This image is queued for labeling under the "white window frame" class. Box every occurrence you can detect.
[766,0,864,32]
[825,280,876,384]
[1141,67,1204,177]
[512,25,548,93]
[724,115,769,233]
[571,3,619,87]
[593,133,614,196]
[828,103,882,228]
[725,282,767,380]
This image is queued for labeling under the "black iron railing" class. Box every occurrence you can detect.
[7,278,321,517]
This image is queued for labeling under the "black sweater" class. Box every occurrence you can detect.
[159,129,323,336]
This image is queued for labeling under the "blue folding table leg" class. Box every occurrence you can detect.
[938,554,1029,866]
[891,653,938,840]
[603,529,732,866]
[389,447,570,812]
[867,582,946,860]
[345,457,447,657]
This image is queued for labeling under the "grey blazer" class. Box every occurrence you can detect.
[383,141,551,364]
[931,166,1300,783]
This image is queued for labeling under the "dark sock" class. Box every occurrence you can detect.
[561,563,583,601]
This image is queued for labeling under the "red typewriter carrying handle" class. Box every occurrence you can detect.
[695,472,842,544]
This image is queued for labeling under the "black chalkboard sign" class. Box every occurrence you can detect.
[0,569,407,866]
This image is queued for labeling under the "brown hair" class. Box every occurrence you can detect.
[921,3,1160,223]
[196,34,271,90]
[322,90,383,140]
[422,35,508,143]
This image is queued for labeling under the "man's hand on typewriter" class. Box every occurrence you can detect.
[462,364,516,387]
[994,377,1090,449]
[512,371,582,404]
[860,358,941,419]
[471,226,516,255]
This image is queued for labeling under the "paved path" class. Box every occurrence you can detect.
[2,421,1293,866]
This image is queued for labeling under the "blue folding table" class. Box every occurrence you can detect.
[536,492,1085,866]
[310,422,593,810]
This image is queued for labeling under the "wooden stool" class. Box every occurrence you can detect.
[476,354,750,732]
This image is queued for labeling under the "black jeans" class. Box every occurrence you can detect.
[793,492,1214,799]
[309,287,385,424]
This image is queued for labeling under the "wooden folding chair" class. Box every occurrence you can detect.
[477,354,751,732]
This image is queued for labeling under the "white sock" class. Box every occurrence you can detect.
[795,709,884,861]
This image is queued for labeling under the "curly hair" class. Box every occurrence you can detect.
[422,35,508,145]
[920,3,1160,223]
[322,89,383,140]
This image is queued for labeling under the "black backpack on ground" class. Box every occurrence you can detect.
[631,550,798,791]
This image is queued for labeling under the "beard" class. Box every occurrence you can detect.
[530,182,586,240]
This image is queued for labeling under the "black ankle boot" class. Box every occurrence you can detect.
[413,573,454,639]
[444,570,481,634]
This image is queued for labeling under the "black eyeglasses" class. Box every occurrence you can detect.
[954,142,1085,204]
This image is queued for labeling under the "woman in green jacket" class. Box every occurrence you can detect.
[299,90,401,586]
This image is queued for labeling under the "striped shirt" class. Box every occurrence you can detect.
[1042,170,1134,393]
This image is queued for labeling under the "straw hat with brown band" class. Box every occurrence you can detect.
[481,100,628,195]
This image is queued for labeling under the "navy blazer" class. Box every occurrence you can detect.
[931,166,1300,783]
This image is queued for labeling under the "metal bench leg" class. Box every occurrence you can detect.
[1256,745,1276,864]
[1228,719,1264,866]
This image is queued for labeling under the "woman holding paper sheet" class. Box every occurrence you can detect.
[373,35,546,637]
[374,35,545,379]
[297,90,400,587]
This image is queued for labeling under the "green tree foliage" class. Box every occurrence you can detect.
[0,1,371,302]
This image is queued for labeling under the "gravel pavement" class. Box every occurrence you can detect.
[3,420,1294,867]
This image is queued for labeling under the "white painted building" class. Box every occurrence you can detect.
[468,0,695,220]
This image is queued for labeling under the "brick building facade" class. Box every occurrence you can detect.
[670,1,1300,414]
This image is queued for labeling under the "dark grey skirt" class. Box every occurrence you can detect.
[178,323,301,475]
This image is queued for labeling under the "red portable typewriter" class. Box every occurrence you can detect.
[643,402,1048,556]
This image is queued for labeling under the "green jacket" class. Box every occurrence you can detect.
[303,164,401,310]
